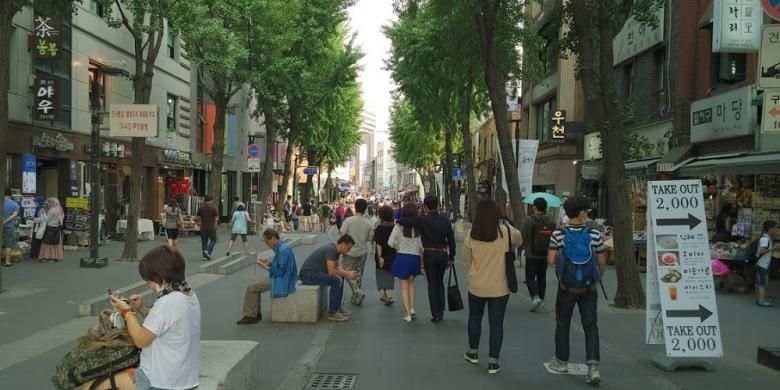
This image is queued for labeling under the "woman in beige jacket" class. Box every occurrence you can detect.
[463,199,521,374]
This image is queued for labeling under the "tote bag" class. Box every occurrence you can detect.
[504,225,519,293]
[447,264,464,311]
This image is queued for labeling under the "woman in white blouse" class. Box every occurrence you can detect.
[389,204,423,322]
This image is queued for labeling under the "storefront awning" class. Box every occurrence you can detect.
[657,144,697,172]
[678,153,780,176]
[624,158,660,175]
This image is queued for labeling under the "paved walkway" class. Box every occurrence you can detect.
[1,229,779,389]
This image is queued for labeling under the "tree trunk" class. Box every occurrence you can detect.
[460,88,478,222]
[275,138,296,218]
[325,168,333,201]
[304,172,314,201]
[570,0,644,308]
[443,124,459,218]
[208,94,228,209]
[475,0,524,228]
[256,97,277,220]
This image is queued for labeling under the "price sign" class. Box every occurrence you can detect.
[646,180,723,358]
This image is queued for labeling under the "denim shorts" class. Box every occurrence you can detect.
[755,266,770,288]
[2,228,16,249]
[135,368,197,390]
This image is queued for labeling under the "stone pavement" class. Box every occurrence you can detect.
[1,228,779,389]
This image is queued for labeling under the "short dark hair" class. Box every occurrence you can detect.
[470,199,500,242]
[378,205,394,222]
[337,234,355,245]
[423,195,439,210]
[138,245,186,285]
[354,198,368,213]
[205,195,213,202]
[263,228,280,240]
[167,198,178,208]
[764,220,778,233]
[4,188,11,197]
[533,197,548,213]
[563,196,591,218]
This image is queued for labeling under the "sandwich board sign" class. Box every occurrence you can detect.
[645,180,723,358]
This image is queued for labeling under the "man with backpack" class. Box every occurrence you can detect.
[520,197,556,312]
[546,196,607,385]
[754,220,778,307]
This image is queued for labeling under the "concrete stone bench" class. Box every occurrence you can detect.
[271,281,327,323]
[199,340,260,390]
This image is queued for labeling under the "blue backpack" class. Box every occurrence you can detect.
[556,227,600,289]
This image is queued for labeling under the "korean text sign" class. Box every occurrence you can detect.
[109,104,159,138]
[690,85,756,143]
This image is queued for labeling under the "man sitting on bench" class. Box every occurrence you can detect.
[299,235,358,321]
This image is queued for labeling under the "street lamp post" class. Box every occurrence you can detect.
[85,65,129,266]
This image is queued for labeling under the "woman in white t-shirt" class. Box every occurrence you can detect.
[109,245,201,390]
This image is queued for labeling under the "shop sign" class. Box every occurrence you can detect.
[161,149,191,165]
[85,142,131,158]
[584,133,603,161]
[645,180,723,357]
[22,154,36,194]
[712,0,762,53]
[34,78,57,121]
[612,4,664,65]
[109,104,159,137]
[32,16,61,59]
[70,160,78,196]
[762,90,780,134]
[304,166,318,176]
[32,133,73,152]
[761,0,780,21]
[690,85,756,142]
[551,110,566,143]
[582,162,602,180]
[21,196,37,219]
[758,24,780,89]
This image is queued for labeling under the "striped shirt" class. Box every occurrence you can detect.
[549,224,606,254]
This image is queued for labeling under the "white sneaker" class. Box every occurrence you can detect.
[530,297,543,312]
[547,357,569,373]
[403,315,412,322]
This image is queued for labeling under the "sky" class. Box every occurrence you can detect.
[347,0,397,148]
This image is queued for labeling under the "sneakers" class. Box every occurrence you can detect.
[338,308,352,316]
[327,312,350,322]
[410,309,416,319]
[547,357,569,373]
[756,299,773,307]
[529,297,543,312]
[236,316,259,325]
[202,250,211,261]
[403,315,412,322]
[487,363,501,374]
[353,293,366,306]
[463,352,479,364]
[585,364,601,385]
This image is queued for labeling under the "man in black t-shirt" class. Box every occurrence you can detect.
[301,200,313,232]
[299,235,358,321]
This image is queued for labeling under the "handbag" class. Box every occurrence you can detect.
[43,225,62,245]
[447,264,464,312]
[504,225,519,293]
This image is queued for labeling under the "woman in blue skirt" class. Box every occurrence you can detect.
[389,204,423,322]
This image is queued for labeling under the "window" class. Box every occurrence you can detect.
[89,0,106,17]
[166,20,176,59]
[87,63,106,112]
[167,94,178,130]
[654,49,666,91]
[33,14,72,129]
[712,53,746,85]
[535,97,557,144]
[623,63,634,99]
[538,21,561,77]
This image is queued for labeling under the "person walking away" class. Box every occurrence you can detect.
[299,236,358,321]
[373,205,397,305]
[340,198,374,306]
[2,188,19,267]
[227,204,254,256]
[520,197,556,312]
[196,195,219,260]
[319,202,331,233]
[163,199,185,248]
[302,200,313,232]
[397,195,456,323]
[755,220,778,307]
[291,201,300,231]
[389,204,423,322]
[283,196,292,232]
[335,201,346,230]
[237,228,297,324]
[462,199,521,374]
[546,196,607,385]
[29,196,46,260]
[107,245,200,390]
[39,197,65,263]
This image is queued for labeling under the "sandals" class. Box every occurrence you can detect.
[380,296,394,306]
[41,259,57,263]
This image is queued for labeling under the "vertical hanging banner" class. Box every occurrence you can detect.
[647,180,723,358]
[32,15,61,59]
[35,78,58,121]
[497,139,539,194]
[22,154,37,194]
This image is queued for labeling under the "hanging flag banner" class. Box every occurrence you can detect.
[22,154,37,194]
[498,139,539,196]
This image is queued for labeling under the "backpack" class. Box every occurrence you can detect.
[556,227,600,289]
[529,216,556,257]
[745,234,768,265]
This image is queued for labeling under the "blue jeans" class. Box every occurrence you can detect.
[135,368,197,390]
[467,293,509,360]
[200,229,217,254]
[300,271,343,313]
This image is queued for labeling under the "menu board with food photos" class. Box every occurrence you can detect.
[645,180,723,358]
[64,197,89,233]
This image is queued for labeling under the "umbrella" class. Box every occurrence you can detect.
[522,192,562,208]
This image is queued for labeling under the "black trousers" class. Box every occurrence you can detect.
[423,251,449,318]
[555,287,600,363]
[525,257,548,300]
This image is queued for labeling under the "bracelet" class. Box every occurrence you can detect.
[121,309,136,319]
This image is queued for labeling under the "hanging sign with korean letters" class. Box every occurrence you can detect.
[551,110,566,143]
[109,104,159,137]
[34,78,57,121]
[612,4,665,65]
[712,0,763,53]
[32,15,61,59]
[690,85,756,142]
[758,24,780,89]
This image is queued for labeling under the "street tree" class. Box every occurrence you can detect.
[555,0,663,308]
[0,0,83,291]
[388,97,444,195]
[101,0,183,261]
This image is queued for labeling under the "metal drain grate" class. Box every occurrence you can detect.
[306,373,358,389]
